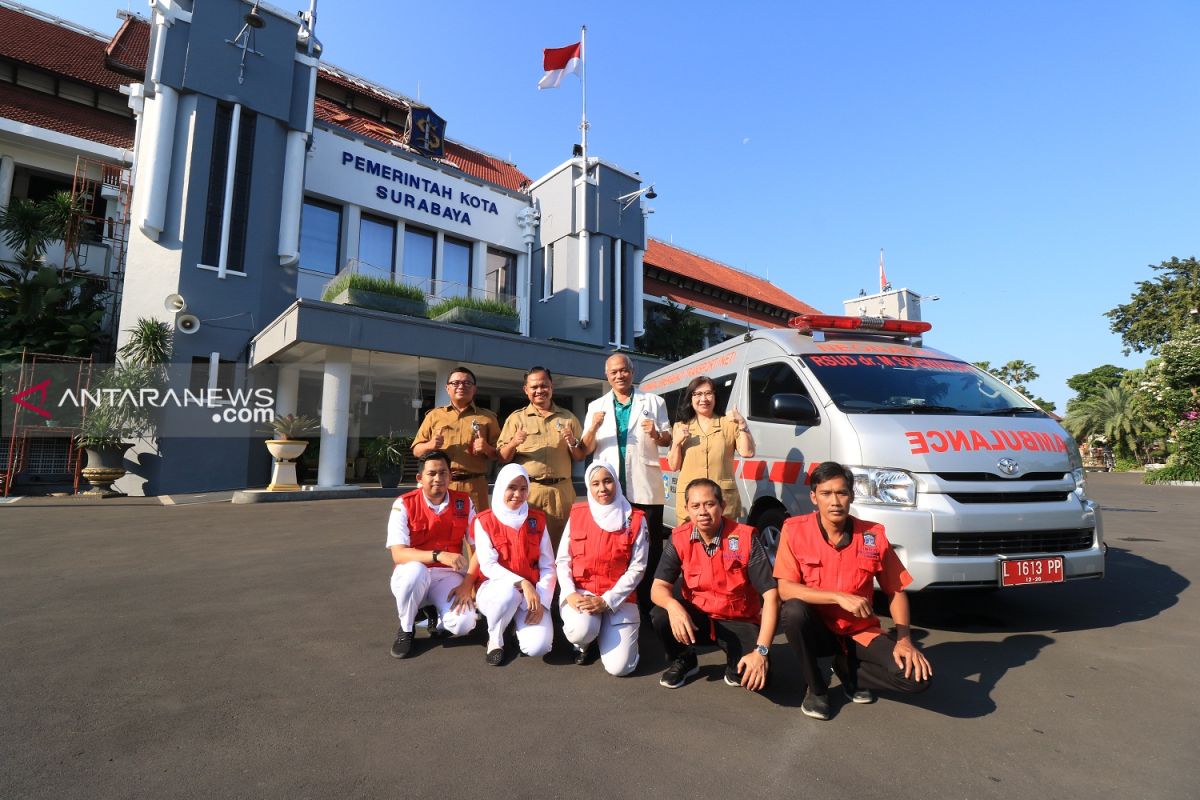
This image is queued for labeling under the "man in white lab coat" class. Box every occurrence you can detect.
[581,353,670,615]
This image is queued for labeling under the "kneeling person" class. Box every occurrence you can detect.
[556,462,648,676]
[650,479,778,691]
[387,450,479,659]
[776,462,932,721]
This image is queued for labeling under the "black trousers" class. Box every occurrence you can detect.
[780,599,931,696]
[631,502,664,616]
[650,597,759,669]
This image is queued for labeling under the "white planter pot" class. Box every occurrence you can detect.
[266,439,308,490]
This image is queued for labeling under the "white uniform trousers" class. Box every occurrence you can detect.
[560,599,640,677]
[390,562,477,636]
[475,579,553,657]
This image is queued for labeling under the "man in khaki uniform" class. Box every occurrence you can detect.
[412,366,499,514]
[497,367,585,548]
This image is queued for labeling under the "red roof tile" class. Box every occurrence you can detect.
[645,239,821,317]
[0,5,131,92]
[0,81,133,149]
[104,15,149,79]
[313,97,529,193]
[645,278,793,328]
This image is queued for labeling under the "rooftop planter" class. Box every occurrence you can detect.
[322,272,427,318]
[429,296,519,333]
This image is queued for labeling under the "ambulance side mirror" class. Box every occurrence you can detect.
[770,394,820,426]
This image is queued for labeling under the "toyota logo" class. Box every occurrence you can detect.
[997,458,1020,476]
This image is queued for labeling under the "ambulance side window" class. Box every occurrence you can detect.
[661,388,684,424]
[661,372,737,424]
[748,362,811,421]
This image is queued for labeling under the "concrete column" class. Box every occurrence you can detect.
[275,364,301,417]
[434,230,445,295]
[472,240,487,297]
[317,347,353,488]
[434,361,453,408]
[0,155,14,211]
[516,250,530,336]
[343,205,361,274]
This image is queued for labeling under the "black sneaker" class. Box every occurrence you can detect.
[573,646,590,666]
[833,652,875,704]
[485,647,504,666]
[423,605,448,639]
[723,666,742,687]
[390,627,414,659]
[801,689,831,720]
[659,652,699,689]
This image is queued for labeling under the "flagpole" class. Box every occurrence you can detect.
[580,24,588,165]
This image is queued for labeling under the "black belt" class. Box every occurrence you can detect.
[451,472,484,481]
[530,477,566,485]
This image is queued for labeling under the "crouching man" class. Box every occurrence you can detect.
[386,450,478,659]
[650,478,778,691]
[776,462,932,720]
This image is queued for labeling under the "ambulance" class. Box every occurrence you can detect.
[639,314,1105,591]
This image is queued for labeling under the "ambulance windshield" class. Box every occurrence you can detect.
[802,354,1042,416]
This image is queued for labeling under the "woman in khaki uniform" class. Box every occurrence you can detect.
[667,375,756,522]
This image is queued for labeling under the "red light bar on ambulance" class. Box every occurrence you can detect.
[787,314,933,335]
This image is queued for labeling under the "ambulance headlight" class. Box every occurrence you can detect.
[849,467,916,506]
[1072,467,1087,499]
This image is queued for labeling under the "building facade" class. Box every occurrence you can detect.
[1,0,818,496]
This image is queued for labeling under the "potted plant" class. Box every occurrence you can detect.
[428,296,520,333]
[260,414,320,490]
[74,318,172,497]
[322,272,428,318]
[365,432,413,489]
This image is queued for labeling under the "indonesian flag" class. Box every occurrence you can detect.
[879,249,888,292]
[538,42,582,89]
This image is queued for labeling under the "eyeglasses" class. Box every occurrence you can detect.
[447,380,475,388]
[691,391,716,399]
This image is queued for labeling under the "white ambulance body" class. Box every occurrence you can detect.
[640,314,1105,591]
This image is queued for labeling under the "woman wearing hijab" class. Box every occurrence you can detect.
[474,463,557,665]
[555,462,649,676]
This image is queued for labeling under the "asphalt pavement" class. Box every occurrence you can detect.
[1,473,1196,799]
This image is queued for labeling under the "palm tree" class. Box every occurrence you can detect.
[1064,385,1154,461]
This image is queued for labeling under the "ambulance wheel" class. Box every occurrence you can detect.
[754,507,788,565]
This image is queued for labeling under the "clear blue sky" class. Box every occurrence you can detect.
[43,0,1200,411]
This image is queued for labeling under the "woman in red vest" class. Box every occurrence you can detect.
[474,463,557,665]
[555,462,648,676]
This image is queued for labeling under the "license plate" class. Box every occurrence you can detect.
[999,555,1065,587]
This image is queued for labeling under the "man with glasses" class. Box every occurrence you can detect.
[413,366,499,515]
[497,367,585,548]
[581,353,670,615]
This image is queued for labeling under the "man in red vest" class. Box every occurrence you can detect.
[386,450,478,659]
[650,478,778,691]
[776,462,932,720]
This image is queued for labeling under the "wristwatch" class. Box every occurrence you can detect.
[755,644,769,657]
[431,550,441,565]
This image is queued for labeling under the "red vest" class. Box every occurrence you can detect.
[780,513,888,639]
[400,489,471,568]
[671,518,762,623]
[567,503,644,604]
[477,508,548,584]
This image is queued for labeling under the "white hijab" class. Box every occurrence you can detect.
[585,461,633,532]
[491,463,531,529]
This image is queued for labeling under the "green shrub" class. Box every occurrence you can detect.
[1144,462,1200,483]
[428,295,518,318]
[1114,458,1139,472]
[322,272,425,303]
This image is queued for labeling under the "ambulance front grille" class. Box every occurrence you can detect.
[947,491,1073,504]
[933,471,1067,482]
[932,529,1095,557]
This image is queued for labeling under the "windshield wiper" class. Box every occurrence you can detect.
[979,406,1043,416]
[865,405,962,414]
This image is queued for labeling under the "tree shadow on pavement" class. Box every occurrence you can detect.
[908,546,1188,634]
